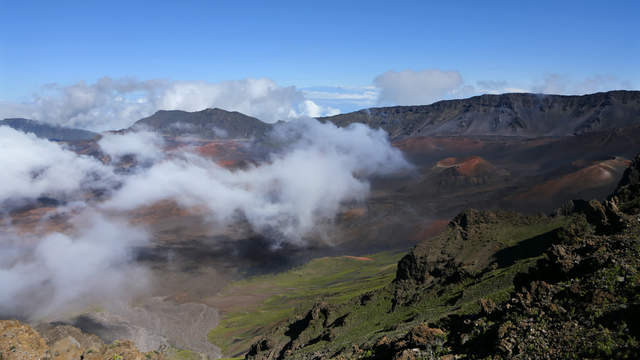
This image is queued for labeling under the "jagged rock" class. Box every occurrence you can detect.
[396,254,468,285]
[0,320,49,360]
[392,349,418,360]
[479,298,497,315]
[404,324,445,349]
[50,336,82,360]
[35,324,104,355]
[0,320,161,360]
[564,199,627,234]
[611,154,640,213]
[246,338,275,359]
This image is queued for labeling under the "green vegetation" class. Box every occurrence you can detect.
[287,255,542,358]
[164,346,202,360]
[208,251,404,356]
[209,214,572,358]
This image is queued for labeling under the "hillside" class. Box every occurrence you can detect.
[245,154,640,359]
[319,90,640,140]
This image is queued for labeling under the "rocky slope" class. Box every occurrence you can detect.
[245,154,640,359]
[0,320,162,360]
[319,90,640,140]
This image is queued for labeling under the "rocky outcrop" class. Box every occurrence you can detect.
[0,321,162,360]
[0,320,49,360]
[611,154,640,213]
[394,209,544,286]
[364,324,447,360]
[246,302,349,360]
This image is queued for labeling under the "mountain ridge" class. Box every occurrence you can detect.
[6,90,639,141]
[319,90,640,140]
[0,118,99,141]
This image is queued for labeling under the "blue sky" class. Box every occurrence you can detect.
[1,0,638,128]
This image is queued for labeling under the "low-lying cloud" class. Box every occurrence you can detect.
[0,211,149,320]
[0,115,410,319]
[98,130,165,163]
[103,118,411,243]
[0,77,340,131]
[0,126,114,205]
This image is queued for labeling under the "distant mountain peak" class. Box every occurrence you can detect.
[131,107,271,139]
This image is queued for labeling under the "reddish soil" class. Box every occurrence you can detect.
[435,156,495,176]
[343,256,374,261]
[3,206,73,238]
[516,157,631,200]
[339,207,367,221]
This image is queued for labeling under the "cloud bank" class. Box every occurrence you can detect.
[0,77,340,131]
[0,212,149,320]
[0,114,410,319]
[0,126,114,205]
[98,130,165,164]
[103,118,411,243]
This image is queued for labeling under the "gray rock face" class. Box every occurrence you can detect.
[319,90,640,140]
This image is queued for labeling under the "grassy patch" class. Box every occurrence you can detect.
[208,251,405,356]
[163,346,201,360]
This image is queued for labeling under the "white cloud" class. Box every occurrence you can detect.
[374,69,466,105]
[98,130,165,163]
[0,77,339,131]
[0,212,149,320]
[302,86,379,109]
[300,100,340,117]
[0,126,115,204]
[102,118,411,243]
